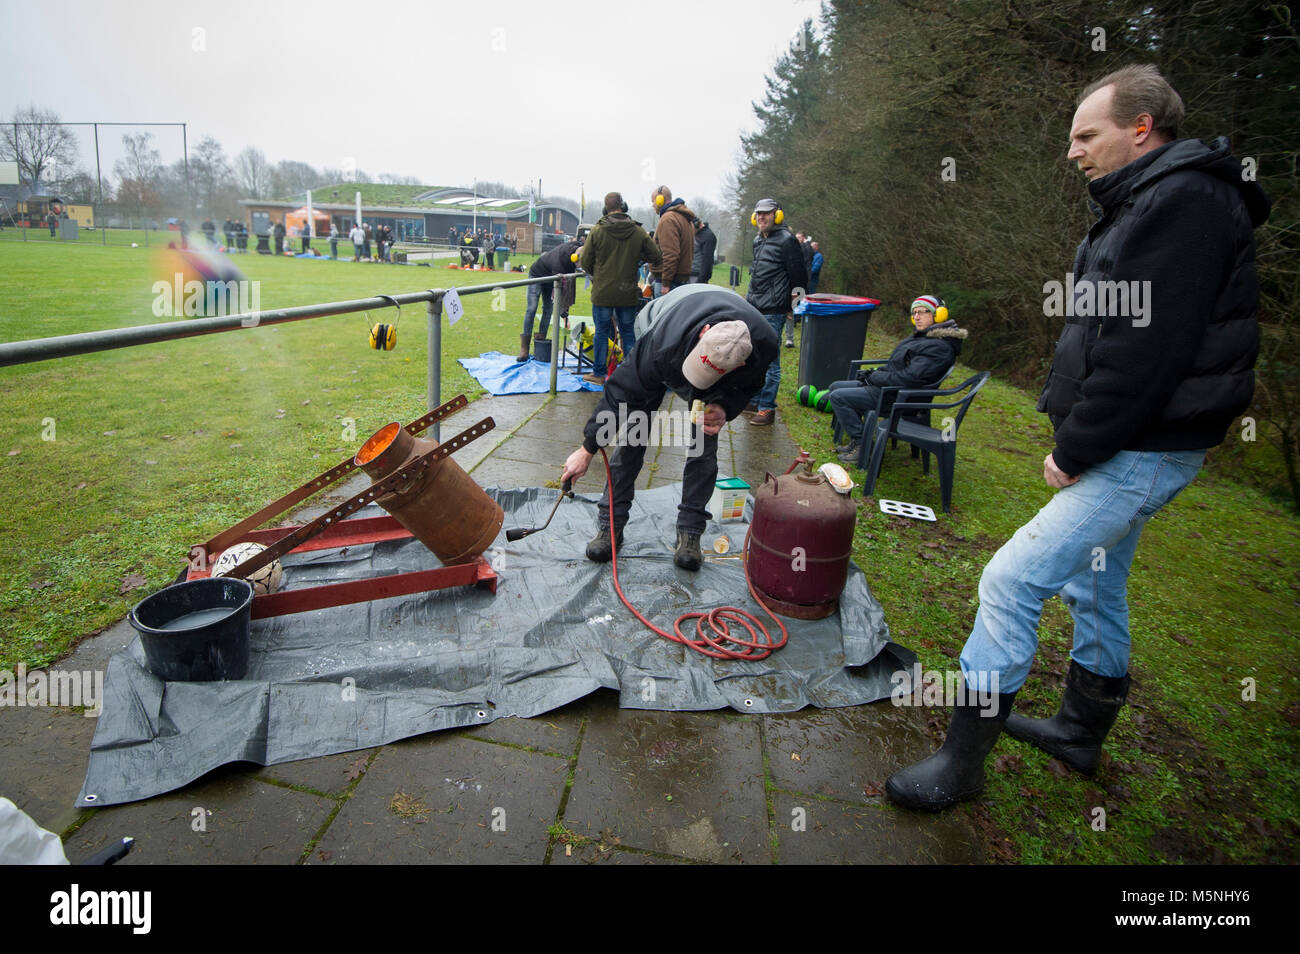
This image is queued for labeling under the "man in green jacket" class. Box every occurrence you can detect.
[578,192,662,385]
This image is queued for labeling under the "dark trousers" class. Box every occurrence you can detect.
[598,420,718,534]
[826,379,884,442]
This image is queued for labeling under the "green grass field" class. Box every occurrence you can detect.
[0,239,1295,864]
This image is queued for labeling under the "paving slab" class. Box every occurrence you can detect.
[311,733,567,863]
[763,702,935,802]
[255,748,380,797]
[67,767,333,864]
[563,697,769,864]
[460,691,600,755]
[772,791,985,864]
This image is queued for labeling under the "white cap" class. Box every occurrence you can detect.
[683,321,753,389]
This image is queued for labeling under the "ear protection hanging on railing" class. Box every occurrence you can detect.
[366,294,401,351]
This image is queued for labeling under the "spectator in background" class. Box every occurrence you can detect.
[329,223,340,259]
[809,241,824,294]
[223,218,235,250]
[518,238,582,361]
[348,222,364,262]
[691,219,717,284]
[746,198,806,425]
[46,209,58,237]
[301,222,312,254]
[363,224,373,261]
[579,191,662,385]
[273,220,286,255]
[648,186,695,296]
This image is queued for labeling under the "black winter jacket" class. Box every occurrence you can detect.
[530,240,581,278]
[582,286,780,453]
[747,225,807,314]
[860,322,966,389]
[691,226,717,284]
[1037,137,1271,476]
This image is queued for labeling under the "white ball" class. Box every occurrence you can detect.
[131,242,139,248]
[212,541,283,595]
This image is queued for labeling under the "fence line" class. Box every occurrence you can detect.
[0,272,584,439]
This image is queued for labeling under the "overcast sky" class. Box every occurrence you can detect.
[1,0,823,207]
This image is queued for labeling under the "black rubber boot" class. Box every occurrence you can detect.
[515,333,530,362]
[886,690,1017,811]
[585,525,624,563]
[673,530,702,571]
[1004,661,1130,775]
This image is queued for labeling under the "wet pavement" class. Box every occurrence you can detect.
[2,385,985,864]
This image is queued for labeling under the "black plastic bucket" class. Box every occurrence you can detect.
[129,577,254,681]
[533,337,553,363]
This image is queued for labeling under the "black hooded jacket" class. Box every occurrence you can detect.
[1037,137,1271,476]
[581,286,780,453]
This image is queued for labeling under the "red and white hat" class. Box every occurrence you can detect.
[683,321,753,390]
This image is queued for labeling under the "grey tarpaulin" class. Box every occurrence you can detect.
[78,484,912,807]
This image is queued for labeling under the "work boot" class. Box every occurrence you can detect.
[673,530,702,571]
[582,373,606,386]
[515,333,530,362]
[585,525,624,563]
[886,690,1017,811]
[836,439,861,463]
[749,408,775,427]
[1004,661,1130,775]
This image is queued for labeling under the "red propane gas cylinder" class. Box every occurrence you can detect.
[747,461,857,619]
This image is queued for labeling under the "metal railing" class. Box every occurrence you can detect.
[0,272,584,440]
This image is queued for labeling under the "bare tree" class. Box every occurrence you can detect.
[1,105,80,187]
[234,146,272,199]
[190,136,236,218]
[113,132,163,219]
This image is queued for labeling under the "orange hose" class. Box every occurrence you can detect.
[598,448,788,661]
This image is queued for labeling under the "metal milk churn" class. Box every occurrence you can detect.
[747,458,857,619]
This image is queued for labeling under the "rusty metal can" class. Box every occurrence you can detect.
[355,422,503,565]
[747,462,857,619]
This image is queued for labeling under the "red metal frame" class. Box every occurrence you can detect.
[183,394,499,618]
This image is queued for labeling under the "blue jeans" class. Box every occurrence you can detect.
[959,449,1205,693]
[522,282,553,339]
[755,313,786,410]
[591,305,637,377]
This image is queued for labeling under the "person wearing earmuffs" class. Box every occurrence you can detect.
[746,197,807,426]
[826,294,966,462]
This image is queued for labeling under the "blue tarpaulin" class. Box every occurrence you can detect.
[459,351,603,395]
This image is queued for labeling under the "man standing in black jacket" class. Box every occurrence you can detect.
[518,238,581,361]
[746,198,807,426]
[886,64,1271,812]
[560,285,779,570]
[691,219,716,284]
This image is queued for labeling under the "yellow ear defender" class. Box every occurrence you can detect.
[366,295,401,351]
[910,296,948,326]
[570,251,580,263]
[654,187,668,209]
[751,205,785,226]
